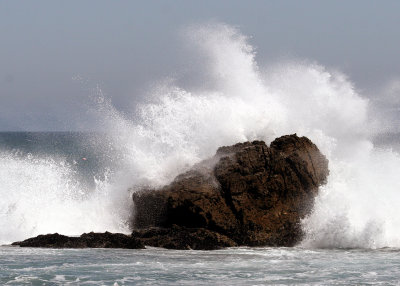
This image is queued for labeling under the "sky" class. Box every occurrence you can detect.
[1,0,400,131]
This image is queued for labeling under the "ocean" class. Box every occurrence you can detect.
[2,246,400,285]
[2,24,400,285]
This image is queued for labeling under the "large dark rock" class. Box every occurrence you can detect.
[132,134,329,247]
[12,134,328,250]
[12,232,145,249]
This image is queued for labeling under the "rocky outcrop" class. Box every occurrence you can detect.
[12,232,145,249]
[12,227,236,250]
[132,134,329,247]
[12,134,328,250]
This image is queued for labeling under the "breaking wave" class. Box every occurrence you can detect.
[1,23,399,248]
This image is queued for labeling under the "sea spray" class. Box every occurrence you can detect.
[0,151,129,244]
[1,23,399,248]
[89,24,400,248]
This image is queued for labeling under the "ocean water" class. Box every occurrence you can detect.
[2,246,400,285]
[2,23,400,284]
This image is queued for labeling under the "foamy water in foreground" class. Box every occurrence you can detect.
[2,246,400,285]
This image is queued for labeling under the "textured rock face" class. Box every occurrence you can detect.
[133,134,329,247]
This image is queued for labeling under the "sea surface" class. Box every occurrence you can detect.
[2,246,400,285]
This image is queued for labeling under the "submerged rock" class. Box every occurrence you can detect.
[133,134,329,247]
[13,227,235,250]
[12,232,145,249]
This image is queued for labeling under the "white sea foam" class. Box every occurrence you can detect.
[1,23,399,248]
[0,152,130,244]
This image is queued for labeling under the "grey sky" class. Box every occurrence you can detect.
[1,1,399,131]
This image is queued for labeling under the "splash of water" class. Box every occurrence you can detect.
[1,23,399,248]
[0,151,130,244]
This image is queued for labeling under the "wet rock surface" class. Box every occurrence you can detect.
[133,134,329,247]
[13,134,328,250]
[12,228,235,250]
[131,225,237,250]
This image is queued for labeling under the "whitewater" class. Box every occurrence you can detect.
[1,22,400,255]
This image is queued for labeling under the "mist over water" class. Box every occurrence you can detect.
[1,23,399,248]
